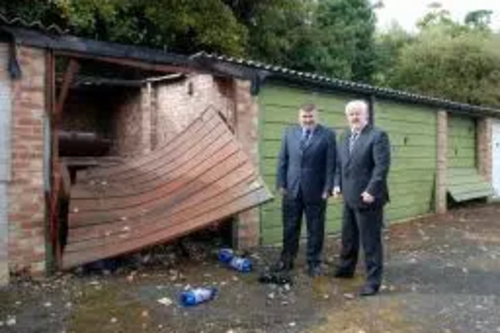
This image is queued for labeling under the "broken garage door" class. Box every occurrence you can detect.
[62,107,272,269]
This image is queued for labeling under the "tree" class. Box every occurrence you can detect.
[1,0,249,55]
[0,0,380,82]
[372,23,413,86]
[224,0,314,65]
[283,0,377,82]
[387,25,500,107]
[464,10,493,30]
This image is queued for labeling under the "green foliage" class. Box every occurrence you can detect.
[0,0,248,55]
[286,0,377,82]
[223,0,310,64]
[464,10,494,30]
[57,0,248,55]
[385,25,500,107]
[372,23,413,86]
[4,0,499,108]
[0,0,379,81]
[372,3,500,108]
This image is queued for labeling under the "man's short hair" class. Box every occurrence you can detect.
[301,103,317,113]
[345,100,369,115]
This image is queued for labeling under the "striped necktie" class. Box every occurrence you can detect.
[349,131,359,153]
[301,129,312,149]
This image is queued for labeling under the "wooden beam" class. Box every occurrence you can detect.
[54,51,198,74]
[55,59,80,119]
[45,50,59,272]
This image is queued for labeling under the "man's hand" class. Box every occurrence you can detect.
[322,191,330,200]
[333,186,342,199]
[279,188,288,196]
[361,191,374,203]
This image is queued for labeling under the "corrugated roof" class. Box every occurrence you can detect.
[0,25,195,70]
[193,52,500,117]
[0,13,193,70]
[0,13,67,35]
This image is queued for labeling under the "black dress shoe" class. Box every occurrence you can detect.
[333,270,354,279]
[258,271,293,285]
[270,260,294,273]
[307,265,322,277]
[359,284,379,296]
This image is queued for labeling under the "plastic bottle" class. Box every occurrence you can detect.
[228,256,252,273]
[218,248,235,263]
[179,287,218,307]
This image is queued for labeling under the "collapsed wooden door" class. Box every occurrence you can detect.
[62,107,272,269]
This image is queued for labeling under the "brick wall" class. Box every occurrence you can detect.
[233,80,261,248]
[112,89,145,156]
[7,46,47,274]
[154,75,234,147]
[61,91,113,136]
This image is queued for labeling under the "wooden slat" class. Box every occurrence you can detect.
[54,51,196,75]
[66,173,259,252]
[71,126,233,203]
[76,110,217,182]
[62,107,273,269]
[67,162,255,243]
[447,167,494,202]
[63,187,269,268]
[70,148,248,225]
[56,60,80,119]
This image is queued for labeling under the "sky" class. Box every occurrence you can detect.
[375,0,500,31]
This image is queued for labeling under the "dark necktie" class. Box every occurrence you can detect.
[301,129,311,149]
[349,131,359,153]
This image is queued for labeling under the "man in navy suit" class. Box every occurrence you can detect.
[333,100,391,296]
[273,103,336,277]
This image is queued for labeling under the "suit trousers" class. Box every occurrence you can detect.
[338,203,384,287]
[281,190,326,267]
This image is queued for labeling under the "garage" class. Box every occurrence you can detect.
[447,115,494,202]
[258,84,352,244]
[374,101,437,222]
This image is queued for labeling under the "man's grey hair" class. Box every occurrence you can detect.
[345,100,369,115]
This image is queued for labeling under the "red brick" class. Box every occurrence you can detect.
[7,45,47,276]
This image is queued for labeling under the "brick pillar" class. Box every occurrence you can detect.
[0,183,7,285]
[8,46,47,274]
[234,80,261,248]
[477,117,492,182]
[0,43,12,284]
[436,110,448,214]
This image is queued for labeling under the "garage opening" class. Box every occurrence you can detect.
[51,57,271,270]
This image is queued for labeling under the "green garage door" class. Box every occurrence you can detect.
[258,85,351,245]
[447,115,493,201]
[448,115,476,169]
[374,101,437,222]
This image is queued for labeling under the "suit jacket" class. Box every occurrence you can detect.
[335,125,391,208]
[277,124,336,202]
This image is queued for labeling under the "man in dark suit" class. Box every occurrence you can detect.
[273,103,336,277]
[333,100,391,296]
